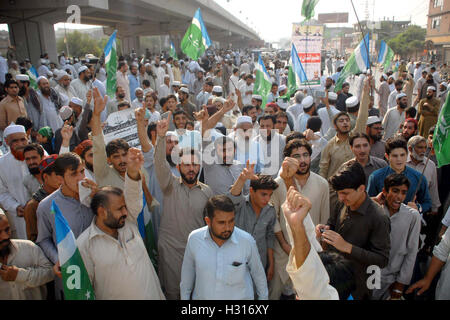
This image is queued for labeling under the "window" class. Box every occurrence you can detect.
[432,16,441,30]
[434,0,443,8]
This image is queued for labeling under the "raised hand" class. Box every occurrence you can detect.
[282,186,312,230]
[223,95,236,113]
[135,107,147,127]
[156,111,171,137]
[239,160,259,181]
[280,157,299,180]
[93,87,108,116]
[194,105,209,122]
[81,178,98,198]
[86,89,93,105]
[61,123,74,142]
[127,147,144,180]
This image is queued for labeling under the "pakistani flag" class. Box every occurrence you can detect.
[181,8,211,60]
[253,53,272,109]
[26,66,39,90]
[104,30,117,97]
[301,0,319,21]
[377,40,395,71]
[281,43,308,99]
[335,33,371,92]
[169,40,178,60]
[53,201,95,300]
[137,195,158,272]
[433,92,450,167]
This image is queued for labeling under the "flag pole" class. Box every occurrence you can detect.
[350,0,371,74]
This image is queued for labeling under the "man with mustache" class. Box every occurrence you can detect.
[366,116,386,160]
[268,138,330,300]
[0,124,31,239]
[0,213,54,299]
[36,77,64,132]
[180,195,268,300]
[154,112,213,299]
[22,143,45,199]
[54,71,76,105]
[70,65,93,108]
[418,86,440,137]
[73,140,95,182]
[400,118,418,142]
[382,93,407,140]
[0,80,28,131]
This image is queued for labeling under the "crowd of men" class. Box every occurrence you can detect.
[0,46,449,301]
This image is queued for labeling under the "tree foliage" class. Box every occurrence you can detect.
[56,31,121,59]
[387,25,426,58]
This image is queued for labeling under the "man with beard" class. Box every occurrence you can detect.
[36,152,97,299]
[107,86,127,115]
[375,74,390,117]
[180,195,268,300]
[382,93,407,140]
[73,140,95,182]
[287,91,304,122]
[341,133,387,186]
[0,124,31,239]
[254,115,286,178]
[76,148,165,300]
[388,80,404,110]
[176,87,197,120]
[54,71,76,105]
[22,144,45,198]
[132,87,144,109]
[366,116,386,160]
[0,80,27,131]
[269,138,329,300]
[228,162,278,285]
[399,118,418,142]
[70,66,92,107]
[16,74,43,134]
[128,63,140,101]
[36,77,64,132]
[319,78,370,180]
[154,112,213,299]
[153,56,167,90]
[115,62,131,102]
[295,96,316,133]
[418,86,440,137]
[336,82,352,112]
[243,105,259,130]
[318,91,340,139]
[0,213,54,299]
[23,155,60,242]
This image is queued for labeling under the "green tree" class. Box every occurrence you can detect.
[387,25,426,58]
[57,31,122,59]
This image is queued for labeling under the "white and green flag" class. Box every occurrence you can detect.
[169,40,178,60]
[54,201,95,300]
[104,30,117,97]
[27,66,39,90]
[377,40,395,71]
[181,8,211,61]
[335,33,371,92]
[433,92,450,167]
[253,54,272,109]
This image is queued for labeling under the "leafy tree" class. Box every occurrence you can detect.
[387,25,426,58]
[57,31,122,59]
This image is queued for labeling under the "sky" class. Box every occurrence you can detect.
[1,0,428,42]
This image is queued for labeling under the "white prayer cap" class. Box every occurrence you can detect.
[37,76,47,84]
[179,87,189,94]
[252,94,262,101]
[441,82,448,88]
[164,74,170,79]
[143,88,154,95]
[346,96,359,108]
[56,71,69,80]
[16,74,29,81]
[381,74,388,80]
[328,92,338,100]
[212,86,223,93]
[47,71,53,77]
[240,71,246,76]
[144,63,151,67]
[212,97,226,104]
[236,116,252,126]
[161,61,166,65]
[59,106,73,121]
[278,84,287,92]
[70,97,83,106]
[172,81,181,86]
[40,58,47,65]
[301,96,314,109]
[427,86,437,91]
[166,131,178,139]
[135,87,143,93]
[4,123,26,138]
[366,116,382,126]
[388,75,395,80]
[396,92,407,100]
[78,65,88,74]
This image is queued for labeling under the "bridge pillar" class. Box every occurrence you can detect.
[121,35,141,56]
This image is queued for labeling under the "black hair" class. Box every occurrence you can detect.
[405,107,417,119]
[318,251,356,300]
[258,114,276,125]
[173,109,187,119]
[205,195,235,220]
[283,138,312,158]
[167,94,177,102]
[285,131,306,144]
[142,79,150,87]
[329,159,366,190]
[242,105,256,115]
[306,116,322,132]
[4,79,19,89]
[385,137,407,155]
[349,132,370,147]
[23,143,44,157]
[118,61,127,70]
[54,153,82,176]
[159,97,168,107]
[15,116,33,132]
[384,173,410,192]
[90,186,124,215]
[428,125,435,136]
[276,111,289,121]
[250,175,279,192]
[333,112,350,126]
[395,79,404,87]
[271,83,279,89]
[106,139,130,157]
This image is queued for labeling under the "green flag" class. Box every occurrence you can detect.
[169,40,178,60]
[280,66,297,100]
[253,54,272,109]
[53,201,95,300]
[104,30,117,97]
[181,8,212,61]
[137,196,158,272]
[27,66,39,90]
[433,93,450,167]
[301,0,319,21]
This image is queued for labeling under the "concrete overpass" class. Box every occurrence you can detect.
[0,0,263,65]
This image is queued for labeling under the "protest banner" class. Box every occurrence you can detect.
[103,108,140,148]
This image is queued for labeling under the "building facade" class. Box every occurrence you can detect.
[426,0,450,63]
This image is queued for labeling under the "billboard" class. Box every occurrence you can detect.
[318,12,349,24]
[292,24,324,86]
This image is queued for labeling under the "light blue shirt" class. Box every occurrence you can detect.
[295,112,311,133]
[128,74,140,101]
[180,226,268,300]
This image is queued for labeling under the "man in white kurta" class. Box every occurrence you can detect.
[116,64,131,103]
[70,66,92,107]
[77,150,165,300]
